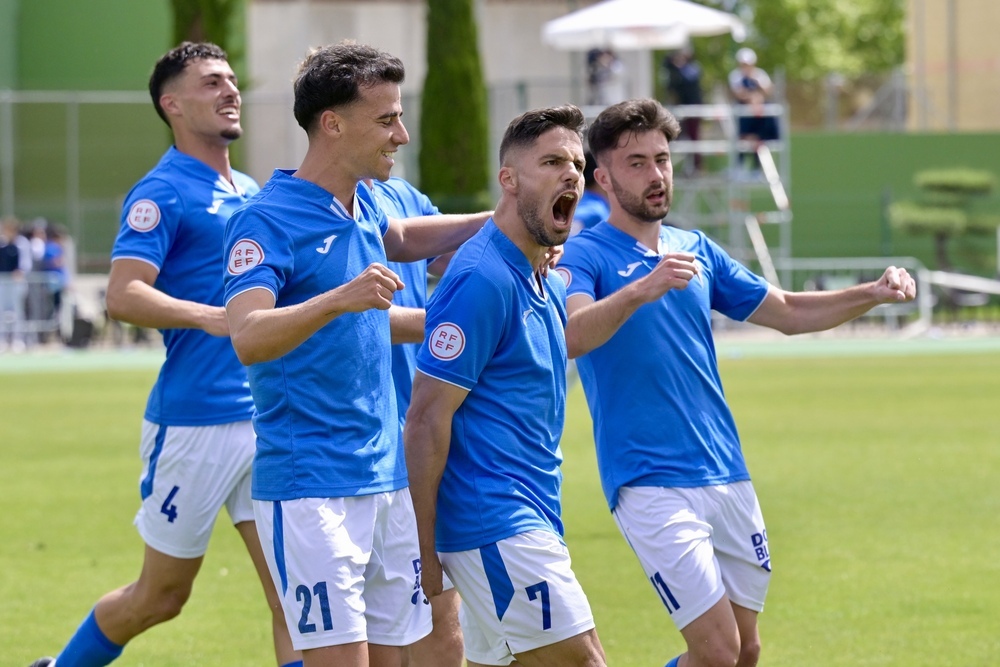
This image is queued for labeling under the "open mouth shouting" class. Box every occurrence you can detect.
[552,189,579,231]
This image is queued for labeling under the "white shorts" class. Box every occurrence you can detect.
[134,419,255,559]
[441,530,596,666]
[612,483,771,630]
[254,490,433,651]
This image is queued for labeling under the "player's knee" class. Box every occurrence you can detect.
[689,639,740,667]
[143,585,192,625]
[736,635,761,667]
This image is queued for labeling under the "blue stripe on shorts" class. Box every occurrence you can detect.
[139,424,168,500]
[273,501,288,595]
[480,542,515,622]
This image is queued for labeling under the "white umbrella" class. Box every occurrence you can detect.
[542,0,746,51]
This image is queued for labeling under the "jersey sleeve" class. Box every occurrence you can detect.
[416,269,506,391]
[557,238,600,300]
[223,206,293,305]
[702,233,770,320]
[408,186,440,216]
[111,178,183,270]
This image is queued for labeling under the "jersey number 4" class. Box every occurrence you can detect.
[160,485,180,523]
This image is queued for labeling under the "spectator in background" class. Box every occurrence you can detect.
[571,151,611,235]
[0,216,32,353]
[663,47,704,173]
[587,48,628,106]
[42,223,69,325]
[728,47,779,171]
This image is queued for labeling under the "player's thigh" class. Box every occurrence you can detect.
[254,492,431,652]
[709,481,771,614]
[364,488,433,647]
[442,530,597,666]
[612,485,727,630]
[135,420,254,559]
[513,628,605,667]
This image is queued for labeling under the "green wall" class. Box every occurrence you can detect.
[0,0,17,88]
[18,0,170,90]
[790,132,1000,274]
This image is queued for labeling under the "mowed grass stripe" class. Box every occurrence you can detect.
[3,352,998,665]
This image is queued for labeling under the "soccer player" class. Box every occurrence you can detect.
[221,42,487,667]
[558,98,917,667]
[405,105,608,667]
[373,176,486,667]
[29,43,298,667]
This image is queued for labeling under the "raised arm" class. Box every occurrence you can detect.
[226,263,403,365]
[748,266,916,335]
[403,371,469,599]
[564,251,699,358]
[106,258,229,336]
[383,211,491,263]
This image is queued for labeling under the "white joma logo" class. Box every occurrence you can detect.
[618,262,641,277]
[522,308,533,324]
[317,234,337,254]
[207,199,223,214]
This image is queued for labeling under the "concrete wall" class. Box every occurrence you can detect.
[907,0,1000,131]
[244,0,606,184]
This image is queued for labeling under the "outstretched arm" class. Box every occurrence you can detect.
[226,263,404,365]
[748,266,917,335]
[404,372,469,600]
[383,211,492,263]
[564,252,699,358]
[106,258,229,336]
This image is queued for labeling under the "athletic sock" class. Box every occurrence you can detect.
[665,656,681,667]
[55,609,124,667]
[280,662,304,667]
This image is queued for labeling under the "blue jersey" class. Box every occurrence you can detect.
[573,189,611,230]
[371,178,439,427]
[223,170,404,501]
[559,222,770,509]
[112,146,258,426]
[416,220,568,552]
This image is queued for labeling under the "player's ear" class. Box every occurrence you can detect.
[159,93,181,118]
[319,109,343,138]
[594,165,611,191]
[498,165,518,193]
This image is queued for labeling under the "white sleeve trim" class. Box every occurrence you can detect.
[224,284,278,307]
[111,255,162,272]
[415,368,474,392]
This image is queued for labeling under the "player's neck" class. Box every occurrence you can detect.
[494,199,550,271]
[294,149,359,215]
[174,136,234,184]
[608,212,661,250]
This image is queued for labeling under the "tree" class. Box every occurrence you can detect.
[419,0,491,213]
[169,0,242,56]
[889,168,1000,275]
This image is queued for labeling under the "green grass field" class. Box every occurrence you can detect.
[2,340,999,666]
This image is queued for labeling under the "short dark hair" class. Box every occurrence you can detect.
[587,99,681,162]
[149,42,229,126]
[583,151,599,188]
[293,41,406,132]
[498,105,585,166]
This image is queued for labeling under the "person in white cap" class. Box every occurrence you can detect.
[728,47,779,171]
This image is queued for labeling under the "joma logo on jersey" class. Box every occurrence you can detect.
[751,530,770,572]
[228,239,264,275]
[618,261,641,278]
[429,323,465,361]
